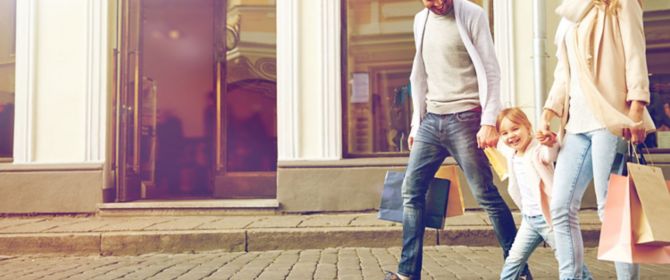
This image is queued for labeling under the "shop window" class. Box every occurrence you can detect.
[342,0,420,157]
[0,0,16,161]
[644,7,670,151]
[342,0,491,157]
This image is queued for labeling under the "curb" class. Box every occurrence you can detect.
[0,226,602,256]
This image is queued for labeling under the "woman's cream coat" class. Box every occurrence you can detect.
[544,0,655,139]
[506,140,558,225]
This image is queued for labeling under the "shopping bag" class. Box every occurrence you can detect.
[597,174,670,264]
[627,162,670,245]
[484,147,509,181]
[434,165,465,218]
[378,171,450,229]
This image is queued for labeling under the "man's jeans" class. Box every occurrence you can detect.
[552,129,640,280]
[398,112,520,279]
[500,215,592,280]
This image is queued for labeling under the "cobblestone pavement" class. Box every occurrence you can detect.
[1,246,668,280]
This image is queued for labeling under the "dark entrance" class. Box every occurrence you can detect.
[114,0,277,201]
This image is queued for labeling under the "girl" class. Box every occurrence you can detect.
[496,108,591,280]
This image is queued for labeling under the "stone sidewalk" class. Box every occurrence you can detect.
[0,211,603,256]
[2,246,670,279]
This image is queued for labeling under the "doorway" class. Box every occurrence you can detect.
[114,0,277,201]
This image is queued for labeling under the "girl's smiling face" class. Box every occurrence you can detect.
[499,117,532,154]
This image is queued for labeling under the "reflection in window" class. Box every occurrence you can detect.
[0,0,16,159]
[224,0,277,172]
[226,80,277,172]
[343,0,422,157]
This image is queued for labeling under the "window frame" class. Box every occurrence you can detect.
[10,0,16,57]
[0,0,17,162]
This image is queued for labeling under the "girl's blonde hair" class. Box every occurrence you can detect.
[593,0,644,13]
[496,108,532,132]
[593,0,619,13]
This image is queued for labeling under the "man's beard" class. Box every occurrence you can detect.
[430,2,450,15]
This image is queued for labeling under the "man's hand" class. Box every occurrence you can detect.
[623,101,646,144]
[408,136,414,151]
[477,125,498,149]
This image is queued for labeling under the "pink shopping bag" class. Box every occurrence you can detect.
[597,174,670,264]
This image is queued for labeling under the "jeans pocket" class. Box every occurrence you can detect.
[455,110,480,122]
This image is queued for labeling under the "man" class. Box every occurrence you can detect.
[384,0,529,279]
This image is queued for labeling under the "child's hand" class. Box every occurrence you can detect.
[535,131,556,146]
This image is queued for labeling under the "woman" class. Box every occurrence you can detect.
[537,0,654,279]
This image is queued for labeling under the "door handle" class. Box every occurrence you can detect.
[216,60,223,170]
[129,49,141,173]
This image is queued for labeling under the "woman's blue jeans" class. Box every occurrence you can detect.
[551,129,640,280]
[398,112,520,279]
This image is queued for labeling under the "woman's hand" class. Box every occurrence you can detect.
[623,100,647,144]
[536,131,557,147]
[536,109,557,145]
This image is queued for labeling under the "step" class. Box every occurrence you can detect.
[0,211,604,256]
[0,225,602,256]
[97,199,279,216]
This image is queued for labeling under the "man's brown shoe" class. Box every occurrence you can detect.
[383,271,403,280]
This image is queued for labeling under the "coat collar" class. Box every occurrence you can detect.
[556,0,594,23]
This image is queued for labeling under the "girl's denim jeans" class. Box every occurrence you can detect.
[500,214,592,280]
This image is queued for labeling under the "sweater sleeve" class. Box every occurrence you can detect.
[544,42,569,117]
[618,0,650,104]
[409,11,428,138]
[471,10,501,126]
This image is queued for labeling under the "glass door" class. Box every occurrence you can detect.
[213,0,277,198]
[114,0,277,200]
[115,0,144,202]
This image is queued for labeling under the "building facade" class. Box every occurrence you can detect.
[0,0,669,214]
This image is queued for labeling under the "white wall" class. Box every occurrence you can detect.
[508,0,561,126]
[278,0,341,161]
[512,1,534,118]
[14,0,108,164]
[298,0,322,159]
[33,2,87,162]
[645,0,670,11]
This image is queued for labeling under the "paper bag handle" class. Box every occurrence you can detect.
[628,141,651,166]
